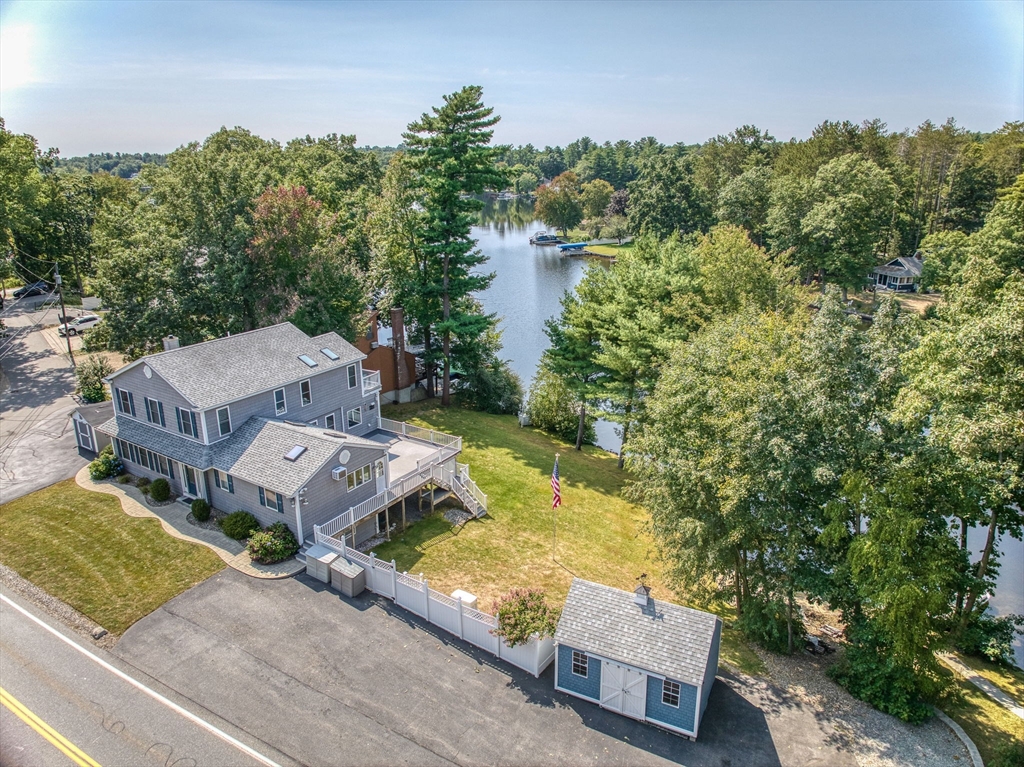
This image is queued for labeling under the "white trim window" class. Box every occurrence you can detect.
[346,463,372,491]
[662,679,680,708]
[347,365,357,389]
[325,413,336,430]
[116,388,136,417]
[300,379,312,407]
[571,650,588,678]
[175,406,198,438]
[274,388,287,415]
[144,397,165,427]
[213,470,234,493]
[217,406,231,436]
[347,406,361,428]
[258,487,284,513]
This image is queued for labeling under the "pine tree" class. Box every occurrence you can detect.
[403,86,507,405]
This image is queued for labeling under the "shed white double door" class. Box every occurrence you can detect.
[600,661,647,720]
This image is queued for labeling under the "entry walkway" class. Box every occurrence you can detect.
[938,652,1024,720]
[75,467,303,579]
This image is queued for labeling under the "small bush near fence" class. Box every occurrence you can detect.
[247,522,299,564]
[492,588,560,647]
[149,478,171,502]
[191,498,211,522]
[221,511,261,540]
[88,445,123,480]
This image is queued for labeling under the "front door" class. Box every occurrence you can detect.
[600,661,647,720]
[375,458,386,494]
[184,465,198,497]
[75,420,93,451]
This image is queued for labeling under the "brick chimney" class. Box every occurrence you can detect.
[390,307,411,390]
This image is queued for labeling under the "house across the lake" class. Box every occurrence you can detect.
[554,578,722,740]
[872,252,923,292]
[97,322,485,547]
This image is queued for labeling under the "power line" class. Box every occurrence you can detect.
[0,294,60,359]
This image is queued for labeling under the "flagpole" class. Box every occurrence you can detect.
[552,452,559,562]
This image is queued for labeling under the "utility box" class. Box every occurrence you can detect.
[331,558,366,597]
[304,544,338,583]
[451,589,478,610]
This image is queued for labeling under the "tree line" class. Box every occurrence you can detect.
[529,174,1023,722]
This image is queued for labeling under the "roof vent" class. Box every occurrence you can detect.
[634,573,651,606]
[321,348,339,361]
[284,445,307,462]
[298,354,318,368]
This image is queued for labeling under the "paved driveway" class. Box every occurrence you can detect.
[114,570,854,767]
[0,301,88,503]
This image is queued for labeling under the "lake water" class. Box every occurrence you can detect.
[472,198,1022,666]
[473,199,621,453]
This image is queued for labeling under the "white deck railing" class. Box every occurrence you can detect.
[378,418,462,452]
[362,369,381,396]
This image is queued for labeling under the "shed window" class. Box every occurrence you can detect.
[347,364,357,388]
[571,650,588,678]
[274,388,286,415]
[300,379,312,406]
[217,407,231,436]
[662,679,680,708]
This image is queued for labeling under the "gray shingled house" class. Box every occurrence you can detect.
[98,322,486,547]
[554,578,721,740]
[872,253,923,292]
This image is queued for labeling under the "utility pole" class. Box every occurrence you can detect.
[54,265,75,367]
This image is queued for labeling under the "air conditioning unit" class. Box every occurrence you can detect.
[331,466,346,481]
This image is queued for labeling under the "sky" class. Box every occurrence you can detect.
[1,0,1022,156]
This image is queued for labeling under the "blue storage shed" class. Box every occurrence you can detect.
[554,578,722,740]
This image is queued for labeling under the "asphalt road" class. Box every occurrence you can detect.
[0,297,90,504]
[0,590,295,767]
[113,570,855,767]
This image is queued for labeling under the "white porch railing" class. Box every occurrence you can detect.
[361,369,381,396]
[378,418,462,452]
[313,534,555,678]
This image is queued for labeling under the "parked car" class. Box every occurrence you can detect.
[58,314,102,336]
[13,281,51,298]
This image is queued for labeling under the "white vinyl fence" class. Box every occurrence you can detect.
[315,532,556,677]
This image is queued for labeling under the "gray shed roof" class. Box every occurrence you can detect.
[111,323,364,409]
[210,418,386,497]
[74,401,114,428]
[555,578,721,688]
[98,416,212,468]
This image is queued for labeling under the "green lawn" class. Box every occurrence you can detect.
[586,242,635,257]
[374,402,763,676]
[0,479,224,634]
[957,653,1024,704]
[939,671,1024,765]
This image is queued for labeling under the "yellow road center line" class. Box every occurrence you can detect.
[0,686,102,767]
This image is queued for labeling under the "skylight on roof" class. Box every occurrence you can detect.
[298,354,318,368]
[321,348,339,361]
[284,445,307,462]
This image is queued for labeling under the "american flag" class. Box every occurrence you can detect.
[551,455,561,509]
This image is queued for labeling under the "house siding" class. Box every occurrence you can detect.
[203,363,377,443]
[556,645,601,701]
[645,676,698,733]
[110,365,200,440]
[114,442,184,497]
[701,620,722,718]
[205,471,297,532]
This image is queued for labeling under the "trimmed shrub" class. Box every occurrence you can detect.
[191,498,211,522]
[136,476,151,491]
[221,511,261,540]
[117,474,132,484]
[491,588,560,648]
[149,478,171,502]
[88,444,123,480]
[247,522,299,564]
